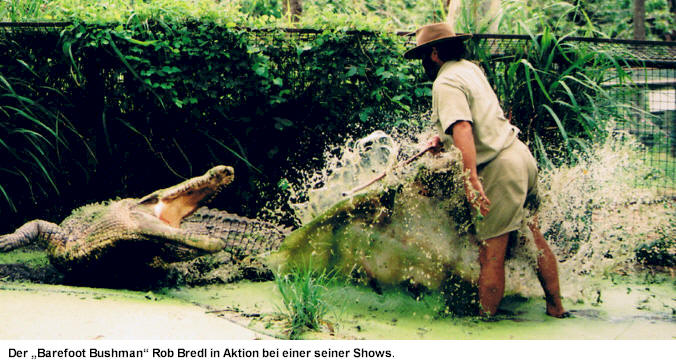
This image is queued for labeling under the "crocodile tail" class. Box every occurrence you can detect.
[183,208,290,257]
[0,220,66,252]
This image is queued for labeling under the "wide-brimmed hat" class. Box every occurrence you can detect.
[403,23,471,59]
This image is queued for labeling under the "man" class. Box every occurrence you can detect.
[404,23,568,318]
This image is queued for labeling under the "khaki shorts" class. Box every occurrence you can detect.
[475,139,540,241]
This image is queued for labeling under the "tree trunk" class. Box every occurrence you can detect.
[633,0,646,40]
[446,0,461,29]
[483,0,502,33]
[632,0,647,149]
[282,0,303,23]
[446,0,501,33]
[669,0,676,40]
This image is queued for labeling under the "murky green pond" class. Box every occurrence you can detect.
[2,271,671,340]
[166,276,675,340]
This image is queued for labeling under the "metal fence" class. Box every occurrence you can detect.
[2,22,675,193]
[581,38,675,195]
[469,34,675,194]
[615,66,675,194]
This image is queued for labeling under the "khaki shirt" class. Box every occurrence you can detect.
[432,60,518,165]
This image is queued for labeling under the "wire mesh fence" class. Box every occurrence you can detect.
[470,34,676,194]
[610,66,675,194]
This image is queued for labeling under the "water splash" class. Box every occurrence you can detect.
[290,129,441,225]
[283,128,673,304]
[537,135,674,301]
[290,130,395,224]
[281,129,537,295]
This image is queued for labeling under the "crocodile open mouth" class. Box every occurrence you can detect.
[137,165,235,228]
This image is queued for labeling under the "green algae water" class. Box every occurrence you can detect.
[0,283,268,340]
[164,276,674,339]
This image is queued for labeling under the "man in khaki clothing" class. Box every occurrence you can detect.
[405,23,567,317]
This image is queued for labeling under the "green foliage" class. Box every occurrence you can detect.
[0,247,51,267]
[257,30,425,127]
[451,0,674,40]
[299,0,443,28]
[275,266,332,339]
[0,13,429,231]
[0,0,46,21]
[18,0,245,24]
[239,0,283,19]
[572,0,675,40]
[0,29,89,215]
[635,227,675,267]
[2,1,674,40]
[470,29,633,165]
[456,1,598,36]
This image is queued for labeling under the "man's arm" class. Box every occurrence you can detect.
[451,121,491,216]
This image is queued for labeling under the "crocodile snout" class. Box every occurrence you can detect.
[137,165,236,228]
[206,165,235,189]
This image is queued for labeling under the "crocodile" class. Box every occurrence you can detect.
[0,166,288,287]
[266,152,542,314]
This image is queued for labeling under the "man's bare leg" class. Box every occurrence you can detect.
[478,233,510,316]
[529,216,567,317]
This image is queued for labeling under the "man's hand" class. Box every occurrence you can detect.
[465,175,491,217]
[426,135,442,155]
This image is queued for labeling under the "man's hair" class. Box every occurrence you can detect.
[436,42,467,62]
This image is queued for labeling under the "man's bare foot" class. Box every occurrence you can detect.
[546,306,571,318]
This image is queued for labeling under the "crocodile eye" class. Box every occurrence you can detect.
[138,195,159,205]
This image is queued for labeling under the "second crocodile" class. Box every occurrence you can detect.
[0,166,288,287]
